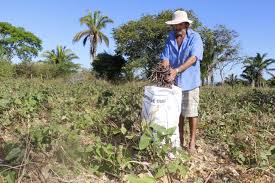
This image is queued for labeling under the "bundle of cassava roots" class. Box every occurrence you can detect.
[149,63,174,88]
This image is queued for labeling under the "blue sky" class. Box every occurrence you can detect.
[1,0,274,79]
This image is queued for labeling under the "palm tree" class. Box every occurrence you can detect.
[42,45,80,77]
[42,45,79,64]
[73,10,113,64]
[225,74,238,86]
[241,53,275,87]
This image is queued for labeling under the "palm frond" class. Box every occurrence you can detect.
[42,45,78,64]
[266,70,275,77]
[73,30,90,43]
[80,12,93,27]
[97,16,114,29]
[262,58,275,66]
[98,32,109,46]
[82,35,90,46]
[93,10,101,27]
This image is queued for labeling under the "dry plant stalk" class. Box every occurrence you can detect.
[149,63,174,88]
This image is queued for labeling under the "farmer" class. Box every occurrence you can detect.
[160,10,203,153]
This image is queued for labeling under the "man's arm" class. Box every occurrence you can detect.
[167,56,197,82]
[177,56,197,72]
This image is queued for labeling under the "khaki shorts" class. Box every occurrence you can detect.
[181,87,200,117]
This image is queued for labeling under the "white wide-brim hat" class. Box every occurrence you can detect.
[165,10,193,25]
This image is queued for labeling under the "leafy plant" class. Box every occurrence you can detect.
[138,121,189,180]
[0,78,274,182]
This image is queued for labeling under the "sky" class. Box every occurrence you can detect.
[1,0,274,80]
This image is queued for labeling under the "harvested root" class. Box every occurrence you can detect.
[149,63,174,88]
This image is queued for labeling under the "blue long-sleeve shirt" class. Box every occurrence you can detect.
[160,28,204,91]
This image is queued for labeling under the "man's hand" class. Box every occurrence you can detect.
[161,60,170,68]
[167,68,177,82]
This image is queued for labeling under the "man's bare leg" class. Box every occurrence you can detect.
[179,114,185,148]
[188,117,198,153]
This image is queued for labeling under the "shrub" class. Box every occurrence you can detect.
[92,52,126,80]
[0,60,15,78]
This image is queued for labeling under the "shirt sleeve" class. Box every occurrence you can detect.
[160,37,170,61]
[190,34,203,61]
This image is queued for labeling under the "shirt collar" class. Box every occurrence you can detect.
[169,28,194,51]
[186,28,194,38]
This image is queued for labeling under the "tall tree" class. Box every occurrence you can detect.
[0,22,42,60]
[113,9,202,77]
[200,25,240,85]
[241,53,275,87]
[73,10,113,64]
[200,27,215,85]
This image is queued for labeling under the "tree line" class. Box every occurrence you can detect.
[0,9,274,87]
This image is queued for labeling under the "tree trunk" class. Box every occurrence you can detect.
[205,77,209,85]
[207,69,214,85]
[219,69,224,85]
[90,43,93,65]
[207,74,211,85]
[251,80,255,88]
[92,45,97,59]
[202,78,205,86]
[90,46,97,64]
[89,36,96,65]
[211,74,214,85]
[90,36,97,65]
